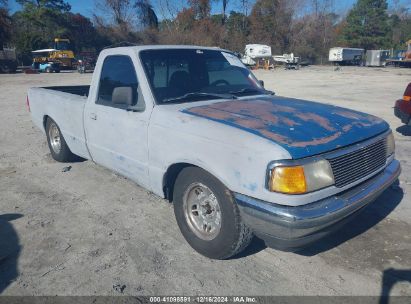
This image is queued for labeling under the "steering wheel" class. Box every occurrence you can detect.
[210,79,230,86]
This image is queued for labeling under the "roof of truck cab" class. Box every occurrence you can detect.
[102,45,228,52]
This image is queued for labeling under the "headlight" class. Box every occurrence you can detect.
[386,132,395,157]
[269,159,334,194]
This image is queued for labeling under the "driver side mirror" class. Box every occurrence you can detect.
[112,86,134,106]
[259,80,265,88]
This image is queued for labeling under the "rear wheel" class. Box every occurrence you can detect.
[0,62,16,73]
[173,167,253,259]
[45,118,76,162]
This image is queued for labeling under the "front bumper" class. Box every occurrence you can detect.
[235,159,401,251]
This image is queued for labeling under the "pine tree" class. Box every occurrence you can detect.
[341,0,391,50]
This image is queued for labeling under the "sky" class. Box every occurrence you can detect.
[8,0,409,20]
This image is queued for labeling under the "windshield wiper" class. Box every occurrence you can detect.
[162,92,237,103]
[229,88,275,96]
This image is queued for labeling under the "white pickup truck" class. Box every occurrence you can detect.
[28,45,401,259]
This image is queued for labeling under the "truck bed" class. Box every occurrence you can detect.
[43,85,90,97]
[28,86,90,160]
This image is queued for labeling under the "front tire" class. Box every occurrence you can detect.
[45,118,76,162]
[173,167,253,259]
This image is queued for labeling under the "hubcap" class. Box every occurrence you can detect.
[183,183,222,240]
[48,123,61,154]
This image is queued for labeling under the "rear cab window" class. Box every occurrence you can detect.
[97,55,144,110]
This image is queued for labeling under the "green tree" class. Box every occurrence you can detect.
[0,0,12,48]
[388,1,411,50]
[340,0,391,49]
[62,13,108,52]
[12,0,72,45]
[10,0,110,64]
[11,0,75,64]
[16,0,70,12]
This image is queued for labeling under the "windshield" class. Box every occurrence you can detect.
[140,49,267,104]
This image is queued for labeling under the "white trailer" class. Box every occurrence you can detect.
[241,44,272,66]
[365,50,390,67]
[329,47,364,66]
[273,53,300,69]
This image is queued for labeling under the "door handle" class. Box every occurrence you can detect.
[90,113,97,120]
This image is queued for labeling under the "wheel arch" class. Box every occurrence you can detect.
[163,162,193,203]
[43,115,50,131]
[162,162,230,203]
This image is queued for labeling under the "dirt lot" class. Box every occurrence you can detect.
[0,66,410,297]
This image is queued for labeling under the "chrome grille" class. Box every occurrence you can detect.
[328,138,387,188]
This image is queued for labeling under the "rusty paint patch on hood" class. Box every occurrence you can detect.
[182,96,389,159]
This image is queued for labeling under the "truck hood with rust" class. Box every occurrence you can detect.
[181,96,389,159]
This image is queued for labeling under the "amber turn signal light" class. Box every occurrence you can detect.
[270,166,307,194]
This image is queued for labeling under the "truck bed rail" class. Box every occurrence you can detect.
[43,85,90,97]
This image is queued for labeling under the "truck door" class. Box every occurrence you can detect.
[84,54,151,189]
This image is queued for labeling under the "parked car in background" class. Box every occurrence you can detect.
[32,61,61,73]
[28,45,400,259]
[395,83,411,125]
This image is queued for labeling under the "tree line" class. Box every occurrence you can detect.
[0,0,410,65]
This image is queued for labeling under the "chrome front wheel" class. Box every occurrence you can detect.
[173,167,253,259]
[183,183,222,241]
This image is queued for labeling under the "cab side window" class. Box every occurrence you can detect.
[97,55,140,109]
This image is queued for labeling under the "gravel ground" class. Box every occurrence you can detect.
[0,66,410,297]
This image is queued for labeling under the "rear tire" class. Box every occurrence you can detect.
[173,167,253,259]
[1,64,11,73]
[45,118,77,162]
